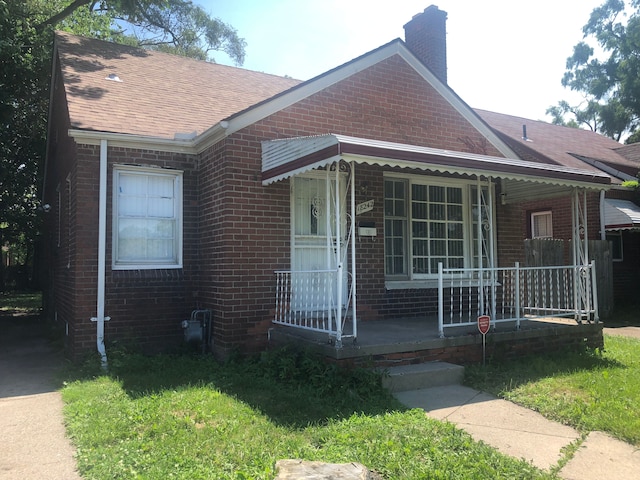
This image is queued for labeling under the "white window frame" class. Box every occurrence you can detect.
[531,210,553,239]
[112,165,183,270]
[383,173,495,281]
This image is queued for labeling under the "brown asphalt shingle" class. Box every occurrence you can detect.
[56,32,301,139]
[476,109,639,177]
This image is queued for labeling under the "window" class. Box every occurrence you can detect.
[113,166,182,269]
[531,210,553,239]
[606,232,623,262]
[384,177,493,279]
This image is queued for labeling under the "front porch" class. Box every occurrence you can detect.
[268,315,604,368]
[262,134,608,366]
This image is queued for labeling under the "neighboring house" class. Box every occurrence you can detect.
[475,109,640,305]
[44,5,623,363]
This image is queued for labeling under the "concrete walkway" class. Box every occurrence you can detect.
[0,314,81,480]
[395,384,640,479]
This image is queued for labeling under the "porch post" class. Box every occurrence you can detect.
[571,188,590,322]
[325,168,333,334]
[487,177,496,320]
[334,162,343,348]
[572,189,579,321]
[476,178,484,315]
[438,262,444,338]
[349,161,357,340]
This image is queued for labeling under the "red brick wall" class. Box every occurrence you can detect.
[346,324,604,368]
[42,65,80,357]
[44,75,200,360]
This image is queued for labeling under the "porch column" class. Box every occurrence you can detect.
[334,163,343,347]
[571,188,591,321]
[349,161,357,340]
[325,168,334,334]
[571,188,589,267]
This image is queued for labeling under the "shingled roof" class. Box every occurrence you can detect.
[54,31,301,139]
[476,109,639,181]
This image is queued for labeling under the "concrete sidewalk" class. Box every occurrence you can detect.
[0,315,81,480]
[395,385,640,479]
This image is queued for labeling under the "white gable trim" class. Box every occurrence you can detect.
[197,40,518,159]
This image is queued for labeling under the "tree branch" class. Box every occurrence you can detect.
[35,0,96,31]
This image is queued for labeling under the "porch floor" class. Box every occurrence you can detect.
[268,316,602,365]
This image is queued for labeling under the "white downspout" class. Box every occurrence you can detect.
[94,139,109,369]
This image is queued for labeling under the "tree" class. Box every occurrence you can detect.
[551,0,640,142]
[0,0,52,290]
[37,0,246,64]
[0,0,246,290]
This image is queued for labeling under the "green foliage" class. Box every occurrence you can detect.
[465,335,640,445]
[0,291,42,313]
[0,0,52,290]
[552,0,640,140]
[62,349,554,479]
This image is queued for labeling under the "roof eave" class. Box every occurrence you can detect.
[69,129,199,154]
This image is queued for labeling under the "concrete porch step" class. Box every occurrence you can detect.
[381,361,464,393]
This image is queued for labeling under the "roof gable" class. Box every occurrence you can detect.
[211,39,518,159]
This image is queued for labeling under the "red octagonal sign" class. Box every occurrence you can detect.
[478,315,491,335]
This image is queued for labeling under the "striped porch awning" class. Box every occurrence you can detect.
[261,134,611,199]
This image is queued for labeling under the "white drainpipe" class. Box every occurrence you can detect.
[91,139,109,369]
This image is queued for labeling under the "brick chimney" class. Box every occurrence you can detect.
[404,5,448,83]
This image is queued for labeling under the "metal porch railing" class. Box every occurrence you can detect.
[273,269,354,346]
[437,261,599,337]
[273,262,599,347]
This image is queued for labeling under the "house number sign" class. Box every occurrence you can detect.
[356,200,374,215]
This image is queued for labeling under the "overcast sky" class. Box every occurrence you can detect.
[202,0,605,122]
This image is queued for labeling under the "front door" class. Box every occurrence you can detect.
[291,172,346,311]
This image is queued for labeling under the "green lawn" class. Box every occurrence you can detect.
[0,291,41,314]
[62,349,552,479]
[465,334,640,446]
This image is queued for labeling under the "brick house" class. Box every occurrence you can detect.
[44,6,633,364]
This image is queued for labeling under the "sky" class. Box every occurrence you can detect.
[201,0,605,122]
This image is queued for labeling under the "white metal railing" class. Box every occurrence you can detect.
[274,270,354,346]
[437,261,599,337]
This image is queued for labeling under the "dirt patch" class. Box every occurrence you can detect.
[603,326,640,340]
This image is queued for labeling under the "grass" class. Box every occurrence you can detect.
[0,290,42,314]
[62,347,553,479]
[465,334,640,446]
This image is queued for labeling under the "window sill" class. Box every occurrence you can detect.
[112,263,182,271]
